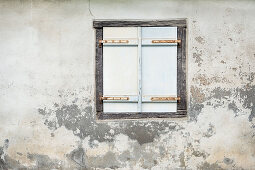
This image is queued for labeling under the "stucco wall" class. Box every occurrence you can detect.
[0,0,255,169]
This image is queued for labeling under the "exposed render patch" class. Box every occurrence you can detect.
[122,121,182,145]
[189,100,204,122]
[27,153,62,169]
[38,102,113,143]
[190,86,206,103]
[179,152,186,168]
[0,139,9,170]
[211,87,231,100]
[197,162,225,170]
[203,123,216,138]
[223,157,234,165]
[193,52,203,67]
[235,85,255,122]
[87,151,120,169]
[189,86,205,121]
[0,139,26,170]
[228,101,239,114]
[195,36,205,44]
[192,74,231,86]
[67,146,86,167]
[38,91,184,146]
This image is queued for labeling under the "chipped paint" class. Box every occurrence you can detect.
[0,0,255,169]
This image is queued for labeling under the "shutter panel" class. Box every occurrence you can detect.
[103,27,138,112]
[141,27,177,112]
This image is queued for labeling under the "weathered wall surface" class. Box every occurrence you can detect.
[0,0,255,169]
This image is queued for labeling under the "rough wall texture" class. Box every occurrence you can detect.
[0,0,255,169]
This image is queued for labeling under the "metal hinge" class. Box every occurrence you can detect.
[151,97,181,101]
[152,40,181,45]
[99,40,129,47]
[100,96,129,101]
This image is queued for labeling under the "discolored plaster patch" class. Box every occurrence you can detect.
[27,153,62,169]
[235,85,255,121]
[223,157,234,165]
[38,91,184,147]
[67,146,86,167]
[192,74,231,86]
[211,87,231,100]
[0,155,26,170]
[122,121,182,145]
[189,86,206,121]
[0,139,9,170]
[203,123,216,138]
[190,86,206,103]
[220,60,226,64]
[228,101,239,114]
[193,52,203,67]
[38,102,113,144]
[195,36,205,44]
[87,151,120,169]
[197,162,225,170]
[0,139,27,170]
[179,152,186,168]
[189,100,204,122]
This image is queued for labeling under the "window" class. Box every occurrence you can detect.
[93,20,187,120]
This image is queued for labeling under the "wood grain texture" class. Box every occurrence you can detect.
[96,28,103,112]
[93,20,187,28]
[97,111,186,120]
[177,27,187,112]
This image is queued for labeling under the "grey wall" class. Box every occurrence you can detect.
[0,0,255,169]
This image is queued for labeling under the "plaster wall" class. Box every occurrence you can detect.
[0,0,255,169]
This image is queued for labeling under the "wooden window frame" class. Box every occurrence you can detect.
[93,20,187,120]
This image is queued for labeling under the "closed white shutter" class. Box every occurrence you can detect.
[102,27,177,112]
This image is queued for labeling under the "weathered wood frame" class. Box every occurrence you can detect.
[94,20,187,120]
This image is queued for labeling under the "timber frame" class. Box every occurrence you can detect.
[93,20,187,120]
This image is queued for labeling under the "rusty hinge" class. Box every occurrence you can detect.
[99,40,129,47]
[151,97,180,101]
[152,40,181,44]
[100,96,129,100]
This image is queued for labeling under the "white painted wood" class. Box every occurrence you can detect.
[137,27,142,112]
[141,27,177,39]
[103,46,138,95]
[104,103,138,112]
[142,103,177,112]
[141,27,177,112]
[103,27,178,113]
[142,46,177,95]
[103,27,138,112]
[103,27,138,39]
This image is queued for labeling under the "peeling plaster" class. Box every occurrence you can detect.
[0,0,255,169]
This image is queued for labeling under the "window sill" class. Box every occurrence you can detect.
[97,110,187,120]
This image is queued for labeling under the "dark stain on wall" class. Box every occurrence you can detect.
[211,87,231,100]
[203,123,216,138]
[37,90,184,146]
[223,157,234,165]
[189,100,204,122]
[197,162,225,170]
[27,153,62,169]
[236,85,255,122]
[228,101,239,114]
[195,36,205,44]
[67,146,86,168]
[34,82,255,169]
[0,139,27,170]
[87,151,120,169]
